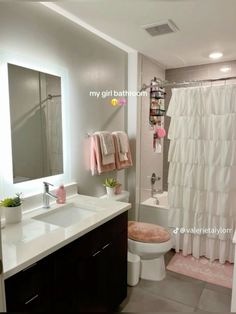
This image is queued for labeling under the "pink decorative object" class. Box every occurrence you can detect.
[167,252,233,289]
[115,183,122,194]
[128,221,171,243]
[56,184,66,204]
[155,127,166,138]
[118,97,126,106]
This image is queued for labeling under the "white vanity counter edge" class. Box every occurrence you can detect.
[2,194,131,279]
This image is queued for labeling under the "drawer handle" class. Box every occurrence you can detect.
[102,243,110,250]
[25,294,39,305]
[92,250,101,257]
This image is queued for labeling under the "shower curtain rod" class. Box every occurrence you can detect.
[140,76,236,91]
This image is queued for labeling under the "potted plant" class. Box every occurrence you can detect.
[0,193,23,224]
[103,178,117,197]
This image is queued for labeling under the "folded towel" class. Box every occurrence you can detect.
[97,131,115,155]
[112,133,133,170]
[90,134,116,175]
[117,131,129,154]
[101,153,115,165]
[112,131,129,161]
[95,131,115,165]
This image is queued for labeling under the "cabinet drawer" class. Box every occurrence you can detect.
[60,212,128,260]
[5,257,53,312]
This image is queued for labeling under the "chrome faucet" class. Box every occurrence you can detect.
[150,173,161,197]
[43,182,58,208]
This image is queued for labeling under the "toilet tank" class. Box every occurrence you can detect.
[100,190,130,202]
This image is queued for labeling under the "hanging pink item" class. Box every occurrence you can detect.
[155,127,166,138]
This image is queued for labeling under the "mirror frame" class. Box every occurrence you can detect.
[0,51,71,198]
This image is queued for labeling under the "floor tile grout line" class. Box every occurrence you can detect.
[136,284,200,310]
[166,270,207,285]
[123,281,231,313]
[167,270,232,294]
[139,279,231,310]
[196,286,206,311]
[124,249,232,313]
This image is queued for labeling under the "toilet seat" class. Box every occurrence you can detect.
[128,221,171,243]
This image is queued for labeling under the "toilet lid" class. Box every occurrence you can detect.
[128,221,171,243]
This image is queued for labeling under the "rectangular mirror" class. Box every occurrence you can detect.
[8,63,63,184]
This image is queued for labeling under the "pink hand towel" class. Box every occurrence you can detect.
[90,134,116,175]
[112,133,133,170]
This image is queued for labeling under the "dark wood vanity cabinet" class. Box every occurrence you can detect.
[5,212,128,312]
[5,256,54,312]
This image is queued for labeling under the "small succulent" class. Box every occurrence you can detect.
[103,178,117,188]
[0,193,23,207]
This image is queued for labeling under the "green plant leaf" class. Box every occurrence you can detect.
[0,193,22,207]
[103,178,118,188]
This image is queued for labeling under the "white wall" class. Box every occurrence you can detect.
[127,51,139,219]
[0,2,128,198]
[138,54,165,203]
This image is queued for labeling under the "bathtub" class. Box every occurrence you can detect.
[139,191,169,228]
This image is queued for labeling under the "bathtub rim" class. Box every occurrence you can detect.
[141,191,169,209]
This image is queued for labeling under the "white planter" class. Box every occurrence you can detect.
[0,208,5,229]
[106,187,115,197]
[4,205,22,224]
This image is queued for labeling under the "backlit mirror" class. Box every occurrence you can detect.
[8,63,63,184]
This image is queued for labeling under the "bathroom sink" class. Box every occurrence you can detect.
[33,203,96,228]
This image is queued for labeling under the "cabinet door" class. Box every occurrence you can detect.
[53,236,112,312]
[54,212,128,312]
[5,257,53,312]
[110,231,127,307]
[53,232,93,312]
[76,241,113,312]
[78,214,128,311]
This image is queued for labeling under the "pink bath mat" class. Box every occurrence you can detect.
[167,252,233,289]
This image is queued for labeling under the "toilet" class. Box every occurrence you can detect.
[100,190,172,282]
[128,221,172,281]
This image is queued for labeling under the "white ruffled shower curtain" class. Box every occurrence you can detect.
[167,84,236,263]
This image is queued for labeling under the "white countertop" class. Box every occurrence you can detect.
[2,194,131,279]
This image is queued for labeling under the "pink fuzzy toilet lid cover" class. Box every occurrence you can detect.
[128,221,171,243]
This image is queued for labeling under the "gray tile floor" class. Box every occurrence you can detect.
[119,250,232,313]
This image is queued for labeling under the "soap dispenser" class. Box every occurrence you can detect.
[56,184,66,204]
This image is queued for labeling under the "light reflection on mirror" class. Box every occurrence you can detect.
[8,63,63,184]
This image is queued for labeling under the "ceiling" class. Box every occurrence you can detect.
[56,0,236,69]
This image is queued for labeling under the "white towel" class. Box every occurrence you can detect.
[95,131,115,165]
[98,131,115,155]
[102,154,115,165]
[116,131,129,154]
[112,131,129,161]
